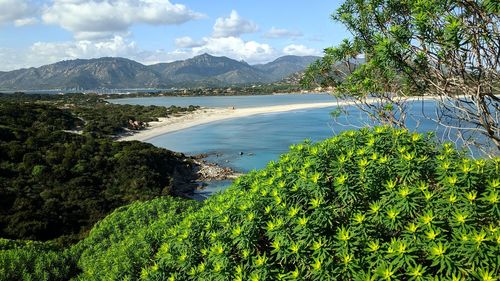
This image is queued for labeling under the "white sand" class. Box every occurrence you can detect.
[118,96,434,142]
[118,102,341,142]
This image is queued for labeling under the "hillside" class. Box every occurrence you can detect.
[0,57,162,90]
[0,54,320,90]
[149,53,271,85]
[0,101,200,244]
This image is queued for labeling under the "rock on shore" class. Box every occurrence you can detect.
[193,159,241,181]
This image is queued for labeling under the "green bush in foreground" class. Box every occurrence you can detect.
[0,239,77,281]
[143,127,499,280]
[1,127,499,280]
[0,197,198,281]
[73,197,199,280]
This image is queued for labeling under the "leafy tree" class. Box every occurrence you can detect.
[0,197,198,281]
[0,94,200,137]
[303,0,500,153]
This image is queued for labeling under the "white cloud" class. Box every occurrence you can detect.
[212,10,258,38]
[14,17,38,27]
[191,36,275,64]
[0,36,194,70]
[283,44,320,56]
[0,0,37,26]
[136,49,192,65]
[264,27,302,39]
[28,36,138,61]
[174,36,206,48]
[0,36,320,71]
[0,36,139,70]
[42,0,204,40]
[0,47,27,71]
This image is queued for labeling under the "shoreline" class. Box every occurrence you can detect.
[118,96,434,142]
[118,102,342,142]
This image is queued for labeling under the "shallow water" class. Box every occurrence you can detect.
[112,94,487,197]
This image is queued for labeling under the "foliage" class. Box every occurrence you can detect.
[303,0,500,152]
[0,239,77,281]
[0,102,198,243]
[143,127,499,280]
[0,93,199,136]
[0,93,200,136]
[1,127,499,280]
[73,103,199,136]
[0,102,83,131]
[72,197,199,281]
[0,197,198,281]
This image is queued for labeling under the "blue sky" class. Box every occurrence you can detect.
[0,0,350,71]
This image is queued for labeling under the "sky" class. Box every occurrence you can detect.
[0,0,350,71]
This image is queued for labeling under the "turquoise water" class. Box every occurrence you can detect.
[111,94,360,172]
[147,102,446,172]
[149,107,357,172]
[111,94,485,198]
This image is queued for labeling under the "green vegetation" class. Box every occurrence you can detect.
[0,239,77,281]
[71,103,199,136]
[0,93,199,136]
[100,84,306,96]
[303,0,500,151]
[0,197,196,281]
[0,102,198,243]
[73,197,199,281]
[1,127,498,280]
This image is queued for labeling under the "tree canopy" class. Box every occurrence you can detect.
[0,102,198,243]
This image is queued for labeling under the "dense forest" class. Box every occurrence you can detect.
[0,99,200,244]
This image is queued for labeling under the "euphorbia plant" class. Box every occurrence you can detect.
[140,127,499,280]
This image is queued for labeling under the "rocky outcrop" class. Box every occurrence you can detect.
[193,159,240,181]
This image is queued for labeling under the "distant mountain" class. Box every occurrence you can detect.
[149,53,271,86]
[0,57,162,90]
[254,55,319,81]
[0,54,321,90]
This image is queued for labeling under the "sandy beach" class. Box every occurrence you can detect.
[118,102,342,142]
[118,96,434,142]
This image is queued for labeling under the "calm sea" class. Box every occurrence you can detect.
[110,94,485,198]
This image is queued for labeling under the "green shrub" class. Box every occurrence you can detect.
[140,127,499,280]
[0,197,198,281]
[0,239,77,281]
[2,127,498,280]
[72,197,199,280]
[0,124,197,242]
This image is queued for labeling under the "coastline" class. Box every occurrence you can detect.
[118,102,341,142]
[117,96,434,142]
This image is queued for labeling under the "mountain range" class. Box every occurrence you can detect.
[0,54,320,90]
